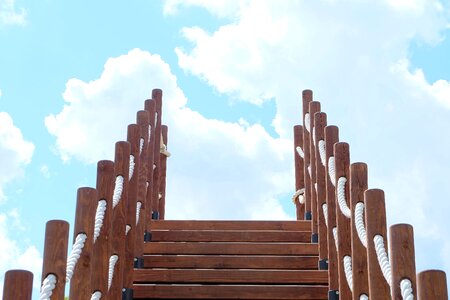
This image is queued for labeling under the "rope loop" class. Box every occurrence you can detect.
[296,146,304,159]
[93,200,107,243]
[136,201,142,225]
[332,227,338,250]
[90,291,102,300]
[139,137,144,155]
[360,294,369,300]
[328,156,336,186]
[400,278,414,300]
[322,203,328,227]
[312,127,316,147]
[112,175,124,208]
[318,140,326,166]
[304,113,311,132]
[129,155,135,181]
[337,177,351,218]
[39,274,57,300]
[355,202,367,248]
[126,224,131,235]
[292,188,305,204]
[373,234,392,286]
[66,233,87,282]
[108,255,119,290]
[343,255,353,291]
[148,124,152,142]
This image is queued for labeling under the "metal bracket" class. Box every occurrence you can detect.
[152,211,160,220]
[134,257,144,269]
[328,290,339,300]
[305,211,312,220]
[144,231,152,242]
[122,288,133,300]
[311,233,318,243]
[319,258,328,270]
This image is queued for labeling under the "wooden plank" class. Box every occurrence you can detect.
[302,89,313,218]
[151,230,311,242]
[133,284,328,299]
[144,242,318,255]
[150,220,311,231]
[134,269,328,284]
[144,255,319,269]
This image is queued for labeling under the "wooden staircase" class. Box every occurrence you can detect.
[133,220,328,299]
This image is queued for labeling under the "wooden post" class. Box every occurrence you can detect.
[151,89,163,219]
[41,220,69,300]
[349,163,369,299]
[109,141,130,299]
[324,125,339,295]
[313,112,328,266]
[365,189,391,299]
[135,110,150,261]
[69,187,97,299]
[389,224,417,299]
[3,270,33,300]
[92,160,114,299]
[158,125,169,220]
[308,101,321,242]
[144,99,157,225]
[302,89,313,220]
[334,142,352,299]
[417,270,448,300]
[293,125,305,220]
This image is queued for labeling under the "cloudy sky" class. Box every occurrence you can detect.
[1,0,450,298]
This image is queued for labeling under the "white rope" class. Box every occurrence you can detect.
[314,183,317,192]
[136,201,142,225]
[328,156,336,186]
[66,233,87,282]
[158,192,163,199]
[296,146,304,159]
[139,137,144,155]
[108,255,119,290]
[148,124,152,142]
[93,200,107,243]
[373,235,392,286]
[153,164,156,170]
[400,278,414,300]
[355,202,368,248]
[39,274,56,300]
[112,175,124,208]
[332,227,338,250]
[360,294,369,300]
[126,225,131,235]
[160,132,171,157]
[318,140,326,166]
[344,255,353,291]
[304,113,311,132]
[307,165,312,178]
[312,127,316,147]
[322,203,328,227]
[129,155,135,181]
[90,291,102,300]
[292,188,305,204]
[337,177,351,218]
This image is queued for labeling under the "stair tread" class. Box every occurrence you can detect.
[150,220,311,231]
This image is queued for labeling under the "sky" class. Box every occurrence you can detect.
[1,0,450,298]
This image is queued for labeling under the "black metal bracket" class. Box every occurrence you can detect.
[319,258,328,270]
[311,233,318,243]
[122,288,133,300]
[328,290,339,300]
[152,211,160,220]
[305,211,312,220]
[144,231,152,242]
[134,257,144,269]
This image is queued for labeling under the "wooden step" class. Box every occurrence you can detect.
[134,269,328,284]
[144,242,318,256]
[151,230,311,242]
[144,255,319,269]
[150,220,311,231]
[133,284,328,299]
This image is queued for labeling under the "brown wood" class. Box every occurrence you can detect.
[41,220,69,300]
[133,284,328,299]
[69,187,97,300]
[144,255,319,270]
[92,160,114,297]
[334,142,352,299]
[389,224,417,299]
[144,242,318,255]
[308,102,321,238]
[3,270,33,300]
[293,125,305,220]
[158,125,168,219]
[349,163,369,299]
[123,124,140,289]
[144,100,156,230]
[313,112,327,263]
[109,141,130,299]
[151,230,311,242]
[134,269,328,284]
[417,270,448,300]
[302,89,313,218]
[136,110,150,257]
[150,220,312,231]
[364,189,390,299]
[324,125,339,291]
[152,89,163,217]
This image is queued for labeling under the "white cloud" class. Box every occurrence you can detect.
[0,112,34,202]
[0,0,26,26]
[0,89,3,98]
[46,48,293,220]
[164,0,242,18]
[40,164,50,179]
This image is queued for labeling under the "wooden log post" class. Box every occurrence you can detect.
[389,224,417,299]
[151,89,163,220]
[69,187,97,299]
[3,270,33,300]
[365,189,391,299]
[308,101,321,243]
[324,125,339,297]
[135,110,150,261]
[158,125,169,220]
[417,270,448,299]
[293,125,305,220]
[313,112,328,267]
[92,160,114,299]
[41,220,69,300]
[334,142,352,299]
[109,141,131,299]
[302,89,313,220]
[349,163,369,299]
[144,100,156,231]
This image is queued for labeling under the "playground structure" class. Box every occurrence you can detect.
[1,89,448,299]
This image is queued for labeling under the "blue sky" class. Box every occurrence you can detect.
[1,0,450,298]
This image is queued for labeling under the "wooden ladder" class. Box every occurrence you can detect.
[133,220,328,299]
